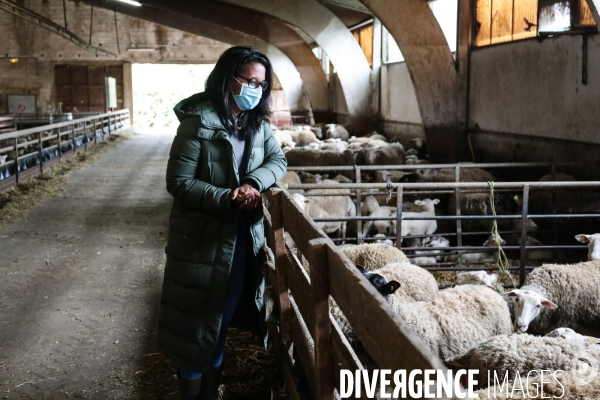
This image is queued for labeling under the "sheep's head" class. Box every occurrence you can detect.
[356,264,400,299]
[575,233,600,261]
[414,198,440,212]
[291,193,310,210]
[507,289,558,333]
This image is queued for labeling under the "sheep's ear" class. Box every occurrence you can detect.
[575,234,590,244]
[507,289,522,297]
[541,299,558,309]
[514,195,519,201]
[500,239,507,246]
[414,200,423,205]
[486,285,498,292]
[483,239,490,246]
[355,264,366,273]
[322,174,329,180]
[305,198,313,203]
[433,199,440,205]
[384,280,401,295]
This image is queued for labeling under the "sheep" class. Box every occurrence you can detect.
[320,138,347,152]
[455,270,499,289]
[325,123,350,141]
[281,140,296,153]
[374,262,439,303]
[545,327,600,344]
[448,333,600,387]
[284,148,357,169]
[340,243,409,271]
[508,260,600,334]
[289,130,319,146]
[575,233,600,261]
[359,143,406,166]
[446,191,521,232]
[373,233,393,246]
[361,195,395,237]
[393,285,513,361]
[404,137,428,159]
[274,130,293,147]
[391,198,440,240]
[374,170,415,183]
[444,236,504,264]
[329,264,400,347]
[408,236,450,265]
[277,171,303,194]
[402,166,494,183]
[292,191,355,244]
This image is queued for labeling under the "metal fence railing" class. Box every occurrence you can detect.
[286,164,600,287]
[0,110,130,192]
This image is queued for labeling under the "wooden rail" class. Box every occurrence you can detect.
[0,110,130,193]
[263,186,456,400]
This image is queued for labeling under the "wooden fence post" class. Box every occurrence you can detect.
[308,238,334,400]
[269,188,293,342]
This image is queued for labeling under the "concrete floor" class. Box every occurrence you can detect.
[0,131,175,398]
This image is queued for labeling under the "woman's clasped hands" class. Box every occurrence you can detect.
[231,183,261,210]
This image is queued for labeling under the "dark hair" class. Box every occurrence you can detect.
[205,46,273,138]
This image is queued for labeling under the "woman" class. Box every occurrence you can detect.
[159,46,287,400]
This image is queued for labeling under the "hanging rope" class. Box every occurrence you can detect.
[488,181,516,288]
[468,131,476,162]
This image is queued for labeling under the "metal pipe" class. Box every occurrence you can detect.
[396,186,403,250]
[520,185,530,286]
[287,182,600,190]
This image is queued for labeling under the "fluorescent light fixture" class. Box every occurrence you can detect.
[9,58,18,63]
[115,0,142,6]
[127,48,155,52]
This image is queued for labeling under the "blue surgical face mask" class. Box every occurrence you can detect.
[232,78,263,111]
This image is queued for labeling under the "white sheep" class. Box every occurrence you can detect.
[409,236,450,265]
[373,233,393,246]
[289,130,320,146]
[508,260,600,334]
[274,130,293,147]
[444,236,504,264]
[455,271,499,289]
[340,243,409,271]
[292,191,355,244]
[325,124,350,141]
[391,199,439,241]
[575,233,600,261]
[361,196,395,237]
[393,285,513,361]
[374,262,439,304]
[320,138,348,153]
[545,327,600,344]
[277,171,303,194]
[448,333,600,386]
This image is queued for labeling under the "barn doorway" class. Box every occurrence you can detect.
[132,63,215,130]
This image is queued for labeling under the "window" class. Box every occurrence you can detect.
[475,0,596,47]
[312,46,330,77]
[382,0,458,64]
[351,23,374,67]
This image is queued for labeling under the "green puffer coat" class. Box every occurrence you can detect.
[158,92,287,372]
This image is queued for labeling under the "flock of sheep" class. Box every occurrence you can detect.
[272,123,600,397]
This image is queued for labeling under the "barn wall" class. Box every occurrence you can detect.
[0,0,230,115]
[469,34,600,164]
[379,62,424,142]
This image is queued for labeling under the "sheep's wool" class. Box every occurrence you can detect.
[524,260,600,334]
[396,285,512,361]
[340,244,409,271]
[451,334,600,395]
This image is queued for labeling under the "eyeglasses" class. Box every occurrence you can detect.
[236,75,268,91]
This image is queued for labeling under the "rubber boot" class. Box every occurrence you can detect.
[177,371,202,400]
[198,365,224,400]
